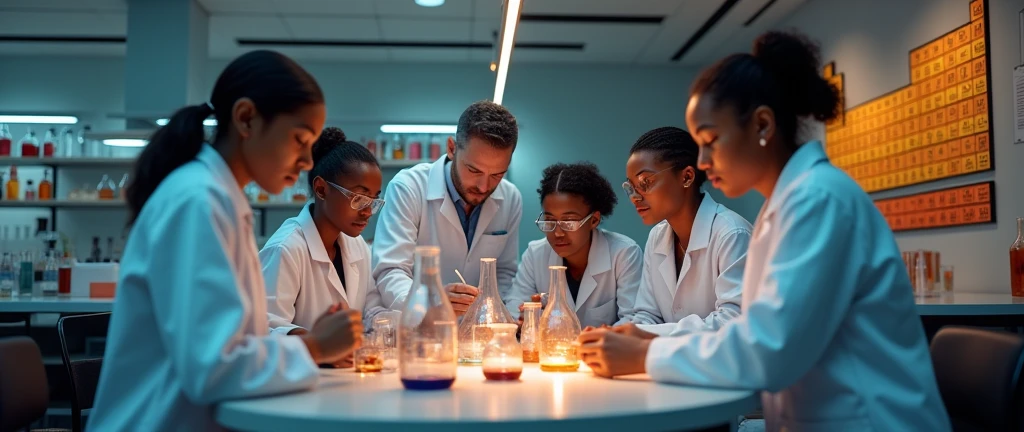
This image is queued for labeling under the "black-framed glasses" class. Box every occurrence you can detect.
[535,213,594,232]
[622,166,675,197]
[323,179,385,214]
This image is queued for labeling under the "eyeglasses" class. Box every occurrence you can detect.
[622,166,675,197]
[535,213,594,232]
[323,179,385,214]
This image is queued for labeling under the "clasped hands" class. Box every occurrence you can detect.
[577,323,657,378]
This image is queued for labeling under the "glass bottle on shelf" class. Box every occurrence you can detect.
[104,237,113,262]
[1011,217,1024,297]
[20,129,39,158]
[58,252,73,297]
[42,128,57,157]
[399,246,458,390]
[481,323,523,381]
[60,127,75,157]
[0,171,4,200]
[257,188,269,203]
[378,135,391,161]
[429,135,442,160]
[5,166,18,200]
[457,257,515,364]
[392,134,405,160]
[520,301,542,362]
[0,253,15,297]
[408,135,423,160]
[364,137,377,158]
[38,170,53,200]
[0,124,11,157]
[538,265,582,372]
[24,180,35,200]
[76,126,90,157]
[118,174,129,199]
[42,251,58,297]
[89,237,102,263]
[97,174,116,200]
[18,250,34,296]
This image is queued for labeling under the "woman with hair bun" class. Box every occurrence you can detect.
[579,31,950,431]
[260,126,389,365]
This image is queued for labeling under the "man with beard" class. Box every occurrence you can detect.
[372,101,522,316]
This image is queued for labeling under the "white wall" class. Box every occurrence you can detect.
[777,0,1024,292]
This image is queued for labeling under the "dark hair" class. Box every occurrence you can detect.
[308,126,379,190]
[127,50,324,224]
[690,31,840,147]
[537,162,617,218]
[629,126,707,188]
[455,100,518,150]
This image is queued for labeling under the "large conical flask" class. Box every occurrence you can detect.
[457,258,515,364]
[539,266,582,372]
[399,246,458,390]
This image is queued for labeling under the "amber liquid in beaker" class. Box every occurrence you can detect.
[1011,249,1024,297]
[540,362,580,372]
[522,350,539,363]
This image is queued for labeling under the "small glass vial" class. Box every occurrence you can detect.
[1011,217,1024,297]
[481,323,523,381]
[520,302,542,363]
[42,251,58,297]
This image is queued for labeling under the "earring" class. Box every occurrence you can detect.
[759,137,767,147]
[683,180,693,188]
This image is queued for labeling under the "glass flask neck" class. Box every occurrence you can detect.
[479,258,499,297]
[413,247,441,285]
[1018,218,1024,241]
[548,265,570,307]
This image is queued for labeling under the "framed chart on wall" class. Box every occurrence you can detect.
[823,0,994,194]
[875,181,995,232]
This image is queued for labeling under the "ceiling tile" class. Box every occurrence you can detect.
[374,0,473,19]
[269,0,375,16]
[210,15,290,38]
[681,0,809,66]
[0,0,125,11]
[197,0,277,14]
[633,0,719,63]
[0,11,122,35]
[472,0,503,19]
[280,16,380,39]
[379,18,471,40]
[389,48,471,62]
[523,0,682,16]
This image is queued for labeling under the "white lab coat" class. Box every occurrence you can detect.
[645,141,950,431]
[505,228,642,327]
[628,194,750,336]
[372,156,522,309]
[260,203,389,335]
[88,145,318,431]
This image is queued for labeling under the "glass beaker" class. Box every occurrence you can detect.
[940,265,954,295]
[539,266,582,372]
[399,246,458,390]
[520,302,542,363]
[354,346,385,373]
[913,250,939,298]
[1011,217,1024,297]
[457,258,515,364]
[482,323,522,381]
[373,310,401,372]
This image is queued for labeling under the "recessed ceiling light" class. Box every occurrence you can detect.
[155,118,217,126]
[103,139,148,147]
[0,115,79,124]
[380,124,457,134]
[415,0,445,7]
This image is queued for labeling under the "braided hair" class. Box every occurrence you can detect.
[629,126,707,188]
[537,162,617,218]
[308,126,379,190]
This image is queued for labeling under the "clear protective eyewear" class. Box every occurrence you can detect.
[324,179,385,214]
[622,166,675,197]
[535,213,594,232]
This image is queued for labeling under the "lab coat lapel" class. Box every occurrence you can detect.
[426,157,468,253]
[677,194,718,285]
[654,227,678,302]
[340,237,363,308]
[297,203,347,303]
[574,229,610,311]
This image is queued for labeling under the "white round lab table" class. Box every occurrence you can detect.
[216,364,758,431]
[0,296,114,313]
[915,292,1024,316]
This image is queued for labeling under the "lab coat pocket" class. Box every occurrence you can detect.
[475,233,509,258]
[583,298,618,327]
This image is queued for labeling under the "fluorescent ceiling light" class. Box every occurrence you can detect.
[493,0,523,105]
[0,115,78,124]
[155,118,217,126]
[415,0,445,6]
[103,139,147,147]
[380,124,457,134]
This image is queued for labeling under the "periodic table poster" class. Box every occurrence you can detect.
[875,181,995,232]
[823,0,995,232]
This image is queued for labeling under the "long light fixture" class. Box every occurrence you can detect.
[380,124,457,134]
[415,0,445,6]
[156,118,217,127]
[103,139,147,147]
[0,115,79,124]
[492,0,523,105]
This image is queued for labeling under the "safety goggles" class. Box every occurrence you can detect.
[324,179,385,214]
[535,213,594,232]
[621,166,675,197]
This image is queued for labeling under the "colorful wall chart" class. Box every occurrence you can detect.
[874,181,995,232]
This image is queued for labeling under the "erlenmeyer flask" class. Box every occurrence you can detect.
[457,257,515,364]
[539,265,582,372]
[399,246,458,390]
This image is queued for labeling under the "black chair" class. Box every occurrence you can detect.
[57,313,111,432]
[930,326,1024,431]
[0,337,50,432]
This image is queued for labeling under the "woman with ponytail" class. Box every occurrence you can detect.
[90,51,364,431]
[260,126,388,367]
[579,32,950,431]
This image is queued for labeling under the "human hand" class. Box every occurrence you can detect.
[577,329,651,378]
[608,322,658,340]
[302,305,363,364]
[444,283,480,316]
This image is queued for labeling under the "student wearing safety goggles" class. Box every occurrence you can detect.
[259,127,389,366]
[504,162,642,328]
[617,127,752,337]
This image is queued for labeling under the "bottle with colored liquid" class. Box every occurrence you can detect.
[428,136,442,160]
[42,251,58,297]
[20,129,39,158]
[399,246,458,390]
[42,128,56,157]
[5,166,18,200]
[19,251,34,296]
[1011,217,1024,297]
[38,170,53,200]
[58,254,72,297]
[392,134,405,160]
[0,124,12,157]
[0,253,15,297]
[24,180,35,200]
[97,174,116,200]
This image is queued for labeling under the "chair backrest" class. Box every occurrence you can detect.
[930,326,1024,431]
[0,336,49,432]
[57,312,111,432]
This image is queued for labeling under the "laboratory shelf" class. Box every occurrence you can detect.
[0,157,135,168]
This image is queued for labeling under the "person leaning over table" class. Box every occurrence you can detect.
[372,101,522,316]
[88,50,362,431]
[578,31,951,431]
[260,127,390,368]
[504,162,642,328]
